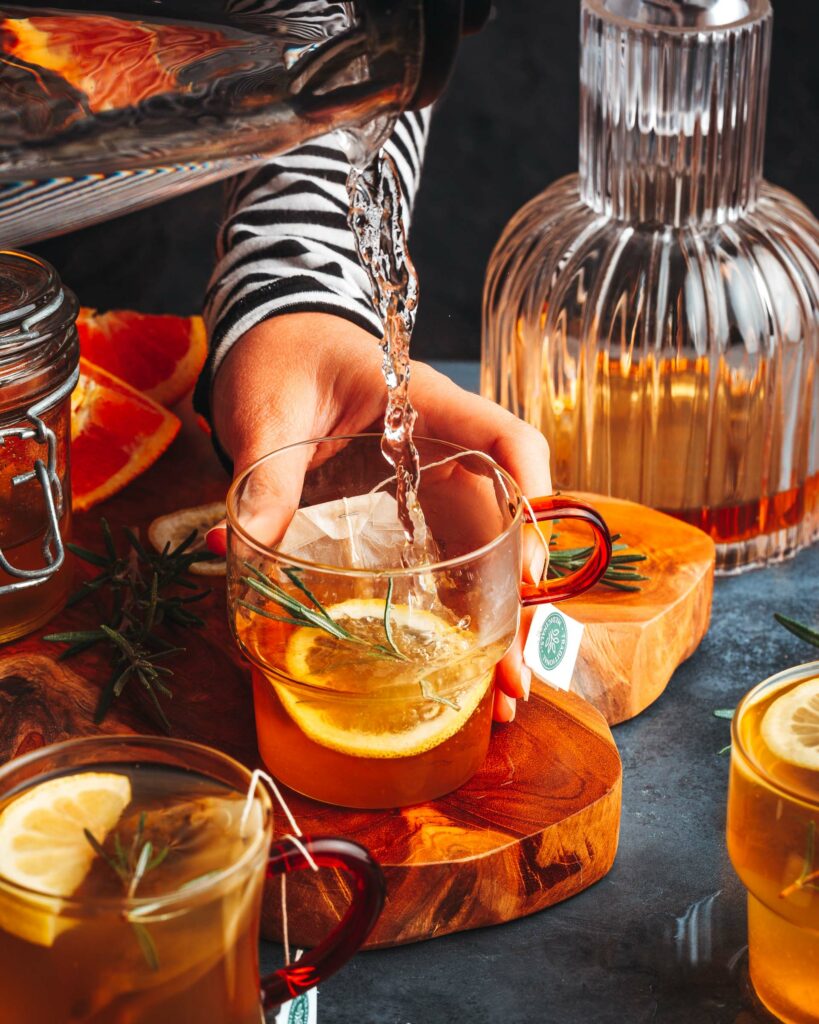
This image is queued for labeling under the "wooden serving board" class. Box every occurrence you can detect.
[551,493,715,725]
[0,651,621,948]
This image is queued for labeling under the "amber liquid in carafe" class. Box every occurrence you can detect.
[546,354,809,548]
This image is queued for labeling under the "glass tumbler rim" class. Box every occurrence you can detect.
[0,734,272,911]
[731,659,819,810]
[225,432,527,578]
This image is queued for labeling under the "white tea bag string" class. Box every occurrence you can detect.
[369,449,551,574]
[241,769,319,966]
[521,494,552,579]
[368,448,507,497]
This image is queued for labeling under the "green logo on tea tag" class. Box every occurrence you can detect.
[288,995,309,1024]
[538,612,568,670]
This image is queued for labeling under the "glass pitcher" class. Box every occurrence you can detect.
[482,0,819,573]
[0,0,489,244]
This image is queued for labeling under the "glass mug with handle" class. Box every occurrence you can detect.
[0,735,385,1023]
[228,434,612,809]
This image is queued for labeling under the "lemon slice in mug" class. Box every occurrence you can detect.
[760,678,819,772]
[0,772,132,946]
[279,599,489,758]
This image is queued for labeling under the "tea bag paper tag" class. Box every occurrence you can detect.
[522,603,584,692]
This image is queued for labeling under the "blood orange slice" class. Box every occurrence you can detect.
[71,358,181,512]
[77,308,207,407]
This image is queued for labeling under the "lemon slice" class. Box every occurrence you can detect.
[278,599,490,758]
[148,501,226,576]
[0,772,132,946]
[760,678,819,771]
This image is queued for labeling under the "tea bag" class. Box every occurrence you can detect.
[279,491,439,571]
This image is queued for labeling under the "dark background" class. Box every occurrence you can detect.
[31,0,819,361]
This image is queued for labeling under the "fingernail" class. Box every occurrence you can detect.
[520,664,532,701]
[205,525,227,556]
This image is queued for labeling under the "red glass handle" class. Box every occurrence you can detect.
[261,836,385,1009]
[520,495,612,606]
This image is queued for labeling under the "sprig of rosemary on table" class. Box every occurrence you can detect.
[774,613,819,649]
[547,533,648,593]
[44,519,215,733]
[84,812,170,970]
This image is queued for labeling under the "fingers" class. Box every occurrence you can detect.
[493,688,516,723]
[495,604,536,700]
[411,362,552,499]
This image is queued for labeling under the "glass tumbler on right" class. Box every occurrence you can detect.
[727,662,819,1023]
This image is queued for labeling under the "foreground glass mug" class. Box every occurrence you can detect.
[228,435,612,808]
[727,662,819,1024]
[0,736,384,1023]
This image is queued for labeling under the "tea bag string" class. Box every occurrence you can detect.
[368,449,552,573]
[241,769,319,967]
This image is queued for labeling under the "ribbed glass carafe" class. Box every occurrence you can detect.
[482,0,819,573]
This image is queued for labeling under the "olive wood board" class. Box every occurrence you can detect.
[0,651,622,948]
[553,492,715,725]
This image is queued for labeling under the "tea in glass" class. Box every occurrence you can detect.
[228,435,611,809]
[727,662,819,1024]
[0,751,270,1023]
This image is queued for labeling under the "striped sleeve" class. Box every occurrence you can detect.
[195,110,432,422]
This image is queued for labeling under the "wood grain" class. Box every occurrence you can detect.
[0,649,621,948]
[551,492,715,725]
[0,400,626,947]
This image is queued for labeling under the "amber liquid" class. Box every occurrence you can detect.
[547,356,811,559]
[0,401,72,643]
[238,599,506,809]
[0,764,267,1024]
[727,676,819,1024]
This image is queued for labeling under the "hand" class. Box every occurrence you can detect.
[207,312,552,722]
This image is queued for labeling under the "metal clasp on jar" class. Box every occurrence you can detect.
[0,366,79,595]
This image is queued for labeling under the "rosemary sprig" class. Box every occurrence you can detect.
[44,519,215,732]
[774,613,819,649]
[780,821,819,900]
[84,812,170,970]
[713,708,735,755]
[547,533,649,593]
[240,562,408,662]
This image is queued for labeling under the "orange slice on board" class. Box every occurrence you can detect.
[77,308,207,408]
[71,358,181,512]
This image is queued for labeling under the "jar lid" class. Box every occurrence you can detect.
[0,250,78,415]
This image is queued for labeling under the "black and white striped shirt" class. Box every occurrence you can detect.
[194,110,431,423]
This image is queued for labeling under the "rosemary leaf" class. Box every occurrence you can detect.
[774,613,819,649]
[381,577,404,659]
[66,543,110,568]
[419,679,460,711]
[237,600,310,629]
[282,567,328,617]
[131,922,160,972]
